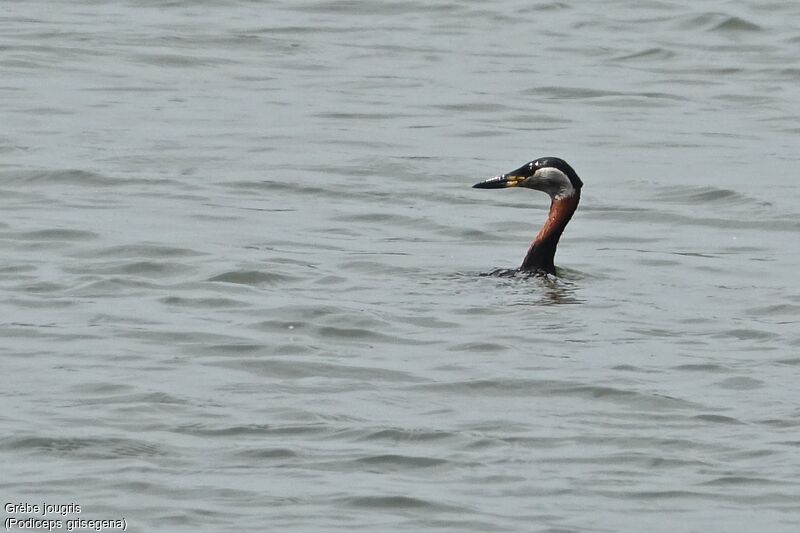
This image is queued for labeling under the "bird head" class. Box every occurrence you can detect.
[473,157,583,200]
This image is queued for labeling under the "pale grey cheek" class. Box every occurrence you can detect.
[522,177,555,194]
[538,178,575,199]
[522,170,576,198]
[541,178,566,194]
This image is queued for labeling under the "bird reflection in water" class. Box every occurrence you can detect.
[479,268,583,305]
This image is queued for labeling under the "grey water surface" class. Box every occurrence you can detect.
[2,0,800,531]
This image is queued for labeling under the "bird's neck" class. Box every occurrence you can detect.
[520,191,580,274]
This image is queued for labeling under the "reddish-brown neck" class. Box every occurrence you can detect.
[520,191,580,274]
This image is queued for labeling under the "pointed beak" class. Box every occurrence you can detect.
[472,174,524,189]
[473,162,532,189]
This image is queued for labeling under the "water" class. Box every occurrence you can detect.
[2,1,799,531]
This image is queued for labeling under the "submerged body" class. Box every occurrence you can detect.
[473,157,583,275]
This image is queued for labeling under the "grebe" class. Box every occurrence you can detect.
[473,157,583,275]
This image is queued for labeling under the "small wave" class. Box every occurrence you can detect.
[174,423,329,437]
[746,303,800,316]
[210,358,425,382]
[8,228,98,241]
[66,277,162,296]
[340,495,462,512]
[615,47,677,62]
[223,179,332,197]
[447,342,509,353]
[75,391,188,406]
[236,448,298,459]
[354,454,449,468]
[411,379,699,409]
[713,328,780,341]
[131,53,235,68]
[692,414,745,425]
[74,260,190,277]
[208,269,299,286]
[314,111,413,120]
[652,185,770,206]
[702,476,781,486]
[159,296,250,308]
[710,16,762,33]
[1,435,167,459]
[249,318,433,346]
[434,102,512,113]
[357,428,456,443]
[715,376,764,390]
[595,207,800,232]
[292,1,464,15]
[678,13,762,33]
[83,244,204,259]
[2,169,172,188]
[11,170,110,185]
[674,363,729,372]
[522,86,623,99]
